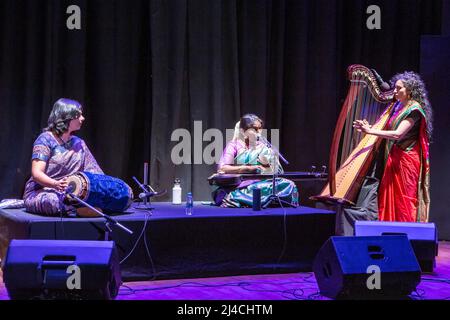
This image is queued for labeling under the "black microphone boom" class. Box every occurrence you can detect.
[63,185,133,235]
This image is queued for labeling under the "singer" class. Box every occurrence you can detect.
[213,114,297,208]
[23,98,104,215]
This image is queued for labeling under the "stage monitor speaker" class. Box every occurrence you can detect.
[355,221,438,272]
[313,235,421,299]
[1,240,122,300]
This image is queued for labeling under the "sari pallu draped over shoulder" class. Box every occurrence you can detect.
[378,102,430,222]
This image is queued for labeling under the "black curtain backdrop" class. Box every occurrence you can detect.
[0,1,446,234]
[420,1,450,240]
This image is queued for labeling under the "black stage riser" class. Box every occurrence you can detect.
[0,203,335,281]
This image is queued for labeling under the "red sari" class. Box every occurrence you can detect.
[378,102,430,222]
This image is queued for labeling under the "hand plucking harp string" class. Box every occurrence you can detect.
[353,119,372,134]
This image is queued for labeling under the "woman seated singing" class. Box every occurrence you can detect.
[213,114,298,208]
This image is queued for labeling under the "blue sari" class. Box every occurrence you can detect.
[23,131,103,215]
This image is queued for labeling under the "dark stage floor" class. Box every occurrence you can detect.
[0,241,449,300]
[1,203,448,300]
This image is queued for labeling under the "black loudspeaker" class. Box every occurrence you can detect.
[354,221,438,272]
[1,240,122,300]
[313,236,421,299]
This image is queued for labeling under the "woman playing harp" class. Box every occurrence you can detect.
[353,71,432,222]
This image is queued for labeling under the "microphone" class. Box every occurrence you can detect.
[62,184,75,197]
[138,189,167,200]
[138,191,156,200]
[66,182,76,194]
[256,135,272,150]
[256,133,269,144]
[371,69,390,91]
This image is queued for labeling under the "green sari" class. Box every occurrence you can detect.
[217,139,298,208]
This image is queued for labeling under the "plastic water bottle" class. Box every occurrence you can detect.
[185,192,193,215]
[172,178,182,205]
[292,187,299,207]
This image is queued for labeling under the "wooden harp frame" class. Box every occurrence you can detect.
[313,65,395,206]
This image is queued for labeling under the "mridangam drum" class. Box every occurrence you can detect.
[65,172,133,217]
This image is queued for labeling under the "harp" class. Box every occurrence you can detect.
[312,65,395,206]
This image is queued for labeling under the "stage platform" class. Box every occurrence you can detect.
[0,202,335,281]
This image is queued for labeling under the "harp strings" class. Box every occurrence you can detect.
[340,73,383,166]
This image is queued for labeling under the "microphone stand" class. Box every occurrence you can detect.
[65,191,133,241]
[257,135,295,209]
[133,176,154,211]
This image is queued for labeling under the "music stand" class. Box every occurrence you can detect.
[258,135,296,209]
